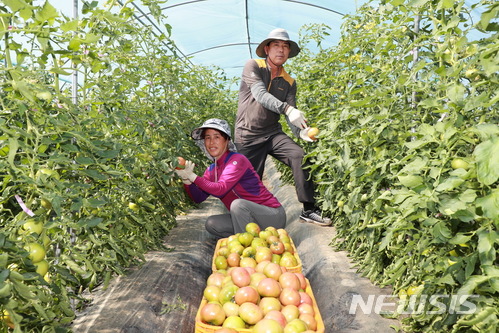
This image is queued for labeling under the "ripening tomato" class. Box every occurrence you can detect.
[231,267,251,288]
[175,156,186,170]
[222,315,246,329]
[257,278,282,298]
[251,237,268,249]
[259,296,282,315]
[281,304,300,322]
[298,291,313,306]
[284,318,309,332]
[263,262,282,280]
[255,260,271,273]
[223,302,240,317]
[207,272,226,288]
[245,222,261,237]
[227,253,241,267]
[270,241,285,255]
[218,285,239,305]
[238,232,254,247]
[250,272,267,289]
[234,286,260,305]
[264,310,287,328]
[240,257,257,268]
[200,302,226,326]
[266,235,279,245]
[279,253,298,268]
[258,230,272,241]
[307,127,320,141]
[279,272,301,291]
[204,285,221,303]
[294,273,307,290]
[255,247,273,263]
[298,303,315,316]
[265,226,278,237]
[299,313,317,331]
[279,288,301,307]
[239,302,263,325]
[252,318,284,333]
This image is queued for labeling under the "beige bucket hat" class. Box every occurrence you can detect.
[256,28,301,58]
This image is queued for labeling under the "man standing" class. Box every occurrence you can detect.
[234,28,331,226]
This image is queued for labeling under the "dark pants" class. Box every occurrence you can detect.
[235,133,316,205]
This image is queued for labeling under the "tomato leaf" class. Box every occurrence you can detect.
[435,176,465,192]
[77,217,104,228]
[474,137,499,185]
[476,188,499,220]
[398,175,423,188]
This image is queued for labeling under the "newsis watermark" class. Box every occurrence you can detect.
[348,294,479,315]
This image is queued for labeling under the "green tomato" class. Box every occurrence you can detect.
[40,198,52,210]
[25,242,46,263]
[128,202,139,211]
[451,158,469,170]
[34,259,49,276]
[21,219,43,235]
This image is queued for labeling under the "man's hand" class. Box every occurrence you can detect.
[174,160,197,184]
[285,106,307,129]
[299,128,314,142]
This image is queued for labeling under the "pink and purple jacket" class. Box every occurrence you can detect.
[184,151,281,210]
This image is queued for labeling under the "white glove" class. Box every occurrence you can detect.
[174,160,197,185]
[299,127,314,142]
[285,106,307,129]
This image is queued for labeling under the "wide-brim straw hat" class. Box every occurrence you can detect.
[256,28,301,58]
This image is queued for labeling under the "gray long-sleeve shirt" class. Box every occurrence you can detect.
[235,58,300,145]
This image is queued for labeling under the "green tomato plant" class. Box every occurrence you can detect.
[284,0,498,332]
[1,0,236,331]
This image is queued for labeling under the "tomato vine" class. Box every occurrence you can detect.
[285,0,498,332]
[1,0,235,331]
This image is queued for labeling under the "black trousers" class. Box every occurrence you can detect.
[235,132,316,205]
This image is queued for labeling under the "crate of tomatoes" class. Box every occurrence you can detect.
[195,267,324,333]
[211,224,302,274]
